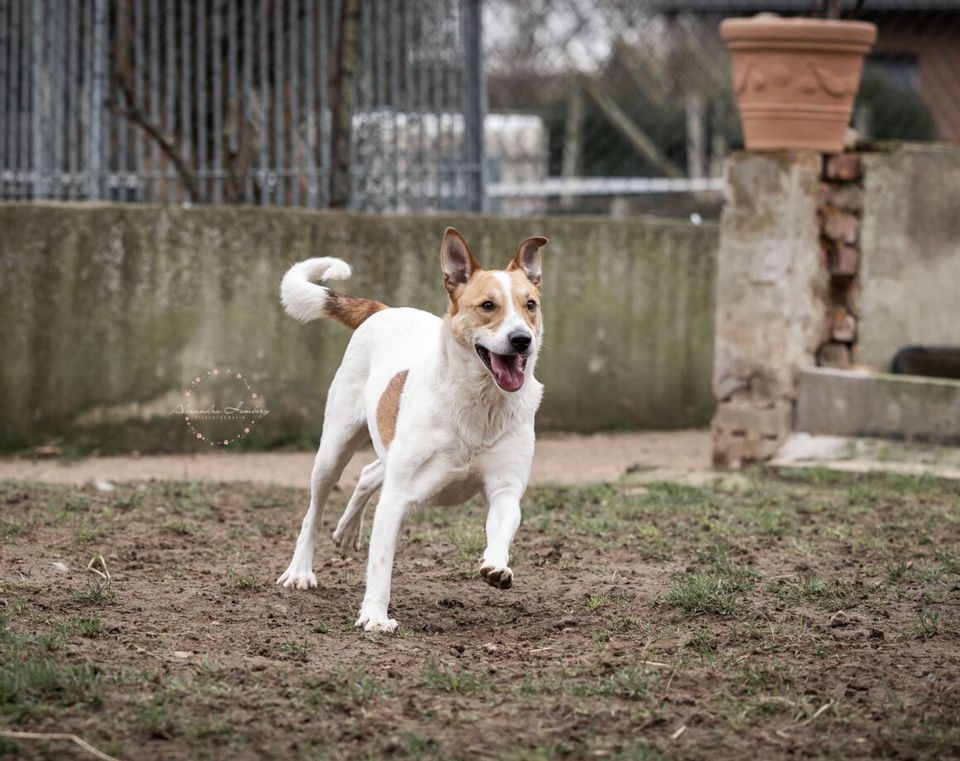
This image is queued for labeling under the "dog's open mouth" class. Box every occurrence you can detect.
[475,345,527,392]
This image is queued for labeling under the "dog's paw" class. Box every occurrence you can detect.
[276,564,317,590]
[480,563,513,590]
[331,521,361,558]
[355,608,398,633]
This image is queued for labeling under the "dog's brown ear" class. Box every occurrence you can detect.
[440,227,481,299]
[507,236,548,288]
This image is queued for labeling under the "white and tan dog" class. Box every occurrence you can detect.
[276,227,548,632]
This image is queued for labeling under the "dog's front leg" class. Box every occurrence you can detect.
[480,488,522,590]
[355,488,408,633]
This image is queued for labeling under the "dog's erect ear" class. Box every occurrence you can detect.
[507,236,548,288]
[440,227,481,299]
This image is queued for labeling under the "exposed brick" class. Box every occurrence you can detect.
[819,342,852,369]
[816,182,831,214]
[842,280,862,317]
[825,154,863,181]
[826,183,863,212]
[830,308,857,342]
[823,212,859,245]
[829,244,859,276]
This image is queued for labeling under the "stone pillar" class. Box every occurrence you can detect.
[712,152,829,467]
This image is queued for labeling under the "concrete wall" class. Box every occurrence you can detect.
[0,203,717,452]
[858,143,960,370]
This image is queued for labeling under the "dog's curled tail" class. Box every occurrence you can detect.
[280,257,388,330]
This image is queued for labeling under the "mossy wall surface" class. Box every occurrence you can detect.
[0,203,717,452]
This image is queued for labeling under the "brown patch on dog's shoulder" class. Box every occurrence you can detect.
[325,291,388,330]
[376,370,409,447]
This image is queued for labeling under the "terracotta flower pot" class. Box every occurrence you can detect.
[721,17,877,153]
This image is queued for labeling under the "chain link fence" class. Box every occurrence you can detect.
[1,0,956,215]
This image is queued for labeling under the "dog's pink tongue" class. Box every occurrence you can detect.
[490,352,525,392]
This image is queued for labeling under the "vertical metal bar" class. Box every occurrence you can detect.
[212,0,222,204]
[318,0,329,206]
[258,0,267,205]
[272,0,283,204]
[80,0,90,201]
[244,0,254,203]
[1,0,8,199]
[149,0,159,201]
[355,0,371,209]
[117,0,128,201]
[134,0,145,199]
[228,0,237,168]
[374,0,385,210]
[30,0,43,199]
[416,9,427,210]
[445,0,457,208]
[389,0,400,211]
[304,0,316,207]
[165,0,175,201]
[67,0,78,199]
[403,0,413,212]
[462,0,484,212]
[90,0,107,200]
[197,0,207,202]
[50,0,63,198]
[289,0,300,206]
[432,11,443,209]
[180,0,191,201]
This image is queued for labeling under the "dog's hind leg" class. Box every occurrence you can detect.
[332,459,384,557]
[277,391,367,590]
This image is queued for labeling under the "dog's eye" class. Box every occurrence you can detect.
[480,301,496,311]
[526,300,538,311]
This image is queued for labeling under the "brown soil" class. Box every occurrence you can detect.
[1,471,958,760]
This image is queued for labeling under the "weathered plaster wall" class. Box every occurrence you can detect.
[0,204,717,451]
[858,143,960,370]
[711,152,828,466]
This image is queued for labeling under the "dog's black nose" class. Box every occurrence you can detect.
[509,331,532,352]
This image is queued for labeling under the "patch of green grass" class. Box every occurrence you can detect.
[297,666,380,709]
[230,573,261,590]
[590,665,650,700]
[54,614,105,639]
[421,662,485,694]
[74,518,109,543]
[885,560,910,583]
[912,611,941,640]
[275,641,309,660]
[771,574,858,611]
[0,519,28,541]
[111,491,143,511]
[585,593,611,611]
[163,520,196,536]
[665,569,752,616]
[71,580,116,606]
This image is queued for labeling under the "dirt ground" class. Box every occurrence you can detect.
[0,431,711,490]
[1,469,959,760]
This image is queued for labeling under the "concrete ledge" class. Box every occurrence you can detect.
[796,367,960,444]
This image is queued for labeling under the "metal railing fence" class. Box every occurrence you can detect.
[0,0,485,211]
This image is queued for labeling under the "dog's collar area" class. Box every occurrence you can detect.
[475,344,528,393]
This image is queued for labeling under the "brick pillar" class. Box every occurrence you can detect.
[712,152,829,468]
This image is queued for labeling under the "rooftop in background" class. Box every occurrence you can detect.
[653,0,960,12]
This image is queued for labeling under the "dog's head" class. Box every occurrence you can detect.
[440,227,548,393]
